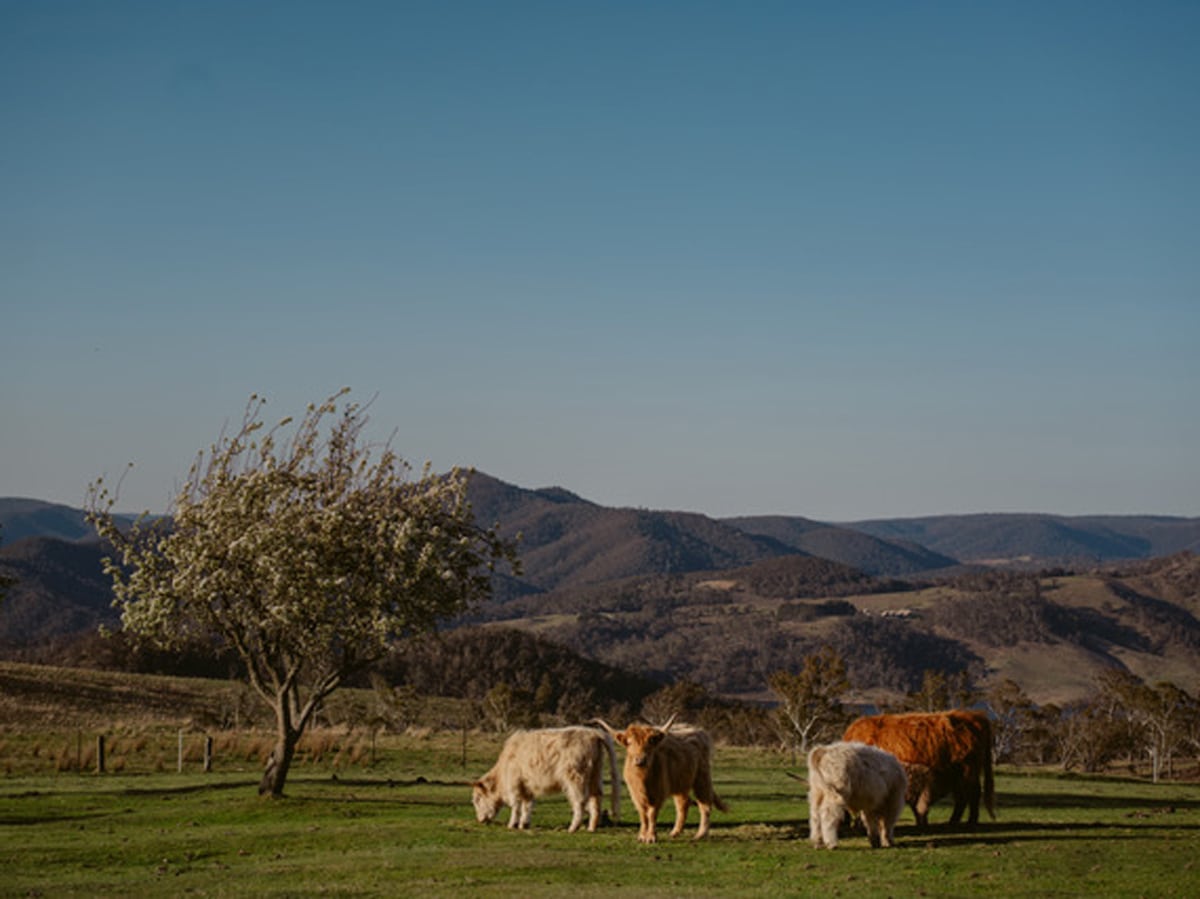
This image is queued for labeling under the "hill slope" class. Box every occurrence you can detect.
[0,498,98,544]
[467,473,958,586]
[480,553,1200,707]
[725,514,958,575]
[0,537,118,644]
[3,483,1198,707]
[845,513,1200,564]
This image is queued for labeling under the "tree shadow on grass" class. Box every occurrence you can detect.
[0,810,113,826]
[998,791,1200,813]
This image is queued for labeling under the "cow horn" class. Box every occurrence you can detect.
[592,718,619,738]
[661,713,677,733]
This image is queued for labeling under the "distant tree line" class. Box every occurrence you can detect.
[762,651,1200,782]
[373,628,660,726]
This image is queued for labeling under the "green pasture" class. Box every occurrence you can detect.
[2,734,1198,898]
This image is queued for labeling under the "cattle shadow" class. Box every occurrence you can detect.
[698,816,1200,848]
[703,779,1200,847]
[887,817,1200,848]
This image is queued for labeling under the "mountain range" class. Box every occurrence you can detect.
[3,476,1198,706]
[3,476,1199,640]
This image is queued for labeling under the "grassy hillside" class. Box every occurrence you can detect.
[0,661,312,730]
[2,732,1198,898]
[2,658,1198,898]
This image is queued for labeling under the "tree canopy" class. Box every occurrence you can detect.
[87,390,518,795]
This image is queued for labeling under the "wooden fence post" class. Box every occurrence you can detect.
[96,735,105,774]
[178,729,184,773]
[204,736,213,773]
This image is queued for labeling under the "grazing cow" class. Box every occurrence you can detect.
[843,709,995,828]
[807,741,908,849]
[597,716,727,843]
[471,725,619,832]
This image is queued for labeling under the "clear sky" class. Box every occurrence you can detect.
[2,1,1197,521]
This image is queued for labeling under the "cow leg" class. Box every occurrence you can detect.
[882,784,904,848]
[563,782,585,833]
[585,793,601,832]
[818,799,844,849]
[965,778,982,825]
[863,811,881,848]
[809,790,826,849]
[870,810,899,848]
[640,803,660,843]
[881,814,896,848]
[585,764,603,832]
[566,798,584,833]
[670,794,690,837]
[635,802,656,843]
[694,800,712,840]
[949,789,966,824]
[811,787,830,844]
[507,800,521,829]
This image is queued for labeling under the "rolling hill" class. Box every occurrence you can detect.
[476,553,1200,707]
[466,473,962,585]
[3,481,1199,707]
[0,537,118,644]
[0,497,100,544]
[844,513,1200,564]
[724,514,957,575]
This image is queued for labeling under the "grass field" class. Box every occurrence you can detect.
[3,732,1198,898]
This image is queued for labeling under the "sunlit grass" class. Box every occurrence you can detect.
[3,737,1197,898]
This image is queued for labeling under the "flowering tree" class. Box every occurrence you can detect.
[87,390,518,796]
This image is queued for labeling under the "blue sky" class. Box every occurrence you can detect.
[2,1,1197,521]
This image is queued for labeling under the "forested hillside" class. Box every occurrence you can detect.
[3,484,1199,709]
[469,553,1200,707]
[0,537,116,644]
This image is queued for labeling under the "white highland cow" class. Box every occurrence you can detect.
[472,725,619,832]
[807,740,908,849]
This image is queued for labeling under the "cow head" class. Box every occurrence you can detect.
[471,774,501,824]
[599,714,676,769]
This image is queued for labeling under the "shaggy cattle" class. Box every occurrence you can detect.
[843,709,995,827]
[471,725,619,832]
[807,740,908,849]
[597,716,727,843]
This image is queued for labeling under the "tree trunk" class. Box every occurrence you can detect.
[259,729,300,797]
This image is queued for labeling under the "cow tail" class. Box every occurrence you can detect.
[983,727,996,819]
[603,731,620,822]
